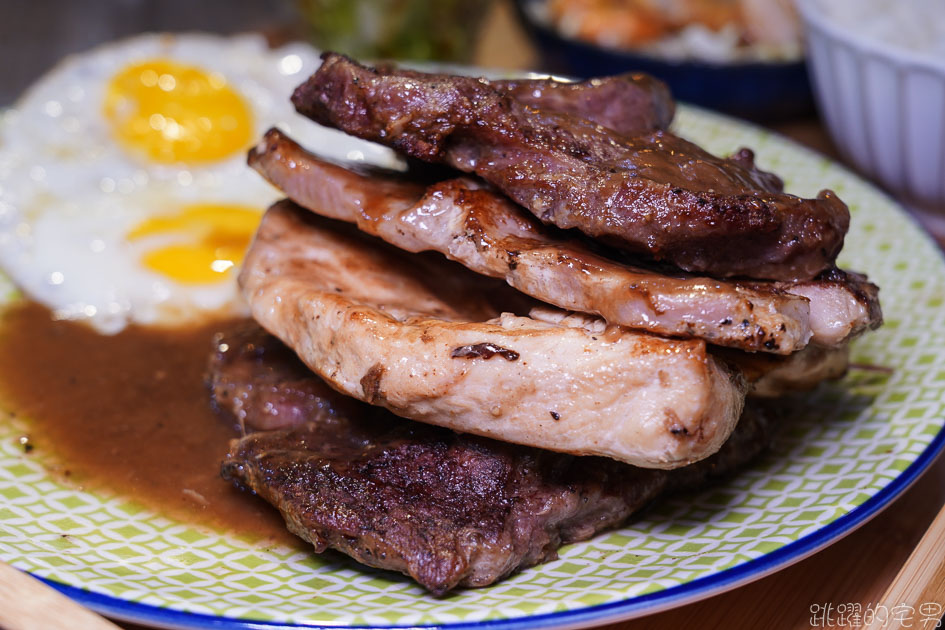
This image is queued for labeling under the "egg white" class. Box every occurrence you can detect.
[0,33,398,334]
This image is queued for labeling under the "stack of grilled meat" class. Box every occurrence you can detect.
[213,54,882,595]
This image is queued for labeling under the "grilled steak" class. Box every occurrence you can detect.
[240,201,747,469]
[374,64,675,136]
[292,53,849,281]
[489,74,674,135]
[215,324,773,595]
[208,323,365,432]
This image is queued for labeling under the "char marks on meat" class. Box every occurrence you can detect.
[292,53,849,281]
[215,324,773,595]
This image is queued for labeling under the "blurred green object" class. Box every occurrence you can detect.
[297,0,492,62]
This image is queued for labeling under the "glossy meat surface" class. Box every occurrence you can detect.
[292,53,849,280]
[372,64,676,136]
[773,268,882,348]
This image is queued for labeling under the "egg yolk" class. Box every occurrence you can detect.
[128,204,261,284]
[104,59,253,163]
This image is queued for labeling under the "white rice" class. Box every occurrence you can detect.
[642,23,799,63]
[819,0,945,62]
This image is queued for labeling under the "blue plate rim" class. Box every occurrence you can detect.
[35,424,945,630]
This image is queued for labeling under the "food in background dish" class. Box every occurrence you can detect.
[537,0,802,62]
[0,34,395,333]
[798,0,945,234]
[296,0,492,63]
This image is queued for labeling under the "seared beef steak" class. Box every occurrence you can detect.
[216,325,773,595]
[487,73,674,136]
[372,65,676,136]
[292,53,849,281]
[208,322,365,432]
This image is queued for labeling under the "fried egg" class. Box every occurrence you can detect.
[0,33,398,334]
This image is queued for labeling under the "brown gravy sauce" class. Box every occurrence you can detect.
[0,300,304,550]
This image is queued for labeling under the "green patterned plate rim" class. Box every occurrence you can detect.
[2,104,945,629]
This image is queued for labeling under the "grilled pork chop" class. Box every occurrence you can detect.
[772,268,882,348]
[249,128,881,352]
[214,324,773,595]
[292,53,849,281]
[239,201,747,469]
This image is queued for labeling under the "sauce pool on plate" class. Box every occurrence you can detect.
[0,300,302,549]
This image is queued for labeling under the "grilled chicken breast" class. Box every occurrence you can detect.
[239,201,748,469]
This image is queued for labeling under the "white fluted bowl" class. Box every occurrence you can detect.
[797,0,945,233]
